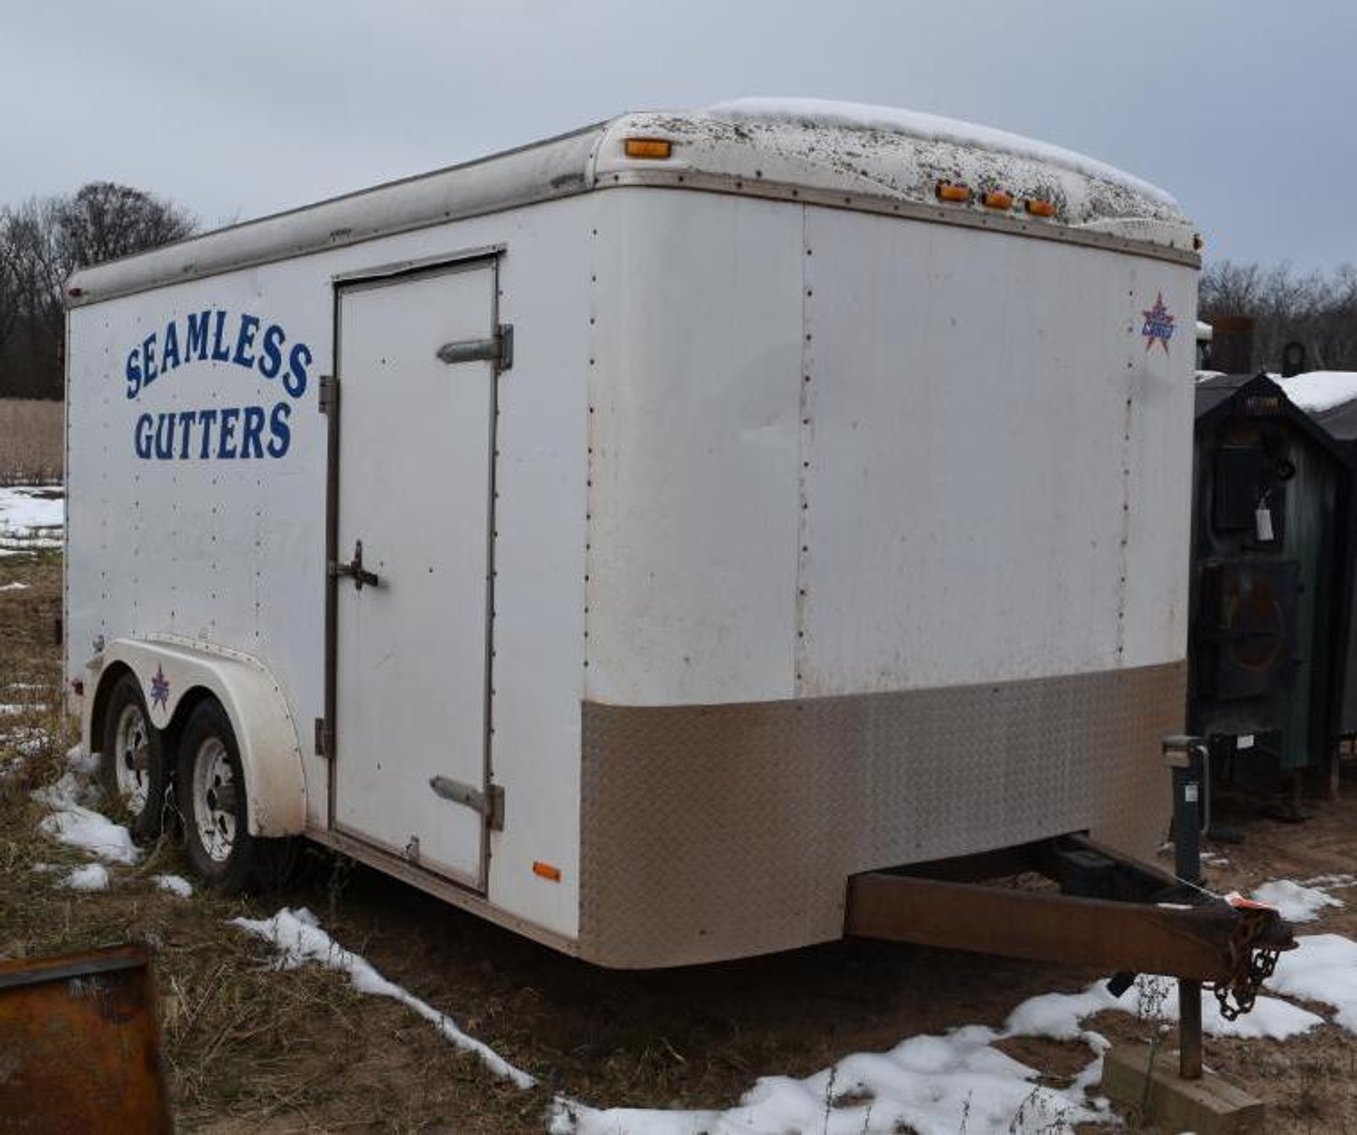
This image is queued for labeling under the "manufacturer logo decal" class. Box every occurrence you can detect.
[1141,293,1176,352]
[149,665,170,712]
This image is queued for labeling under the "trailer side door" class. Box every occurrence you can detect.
[330,257,501,889]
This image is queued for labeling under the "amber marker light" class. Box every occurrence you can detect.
[936,181,973,203]
[624,138,673,160]
[1025,199,1057,218]
[533,861,563,882]
[982,190,1014,210]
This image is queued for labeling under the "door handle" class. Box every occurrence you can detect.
[330,539,380,591]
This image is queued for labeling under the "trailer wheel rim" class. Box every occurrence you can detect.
[113,703,150,815]
[192,738,237,863]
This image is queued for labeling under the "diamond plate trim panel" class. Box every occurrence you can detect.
[578,661,1184,968]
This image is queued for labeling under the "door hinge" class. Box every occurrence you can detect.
[435,323,513,372]
[318,374,338,414]
[429,776,505,831]
[314,718,334,759]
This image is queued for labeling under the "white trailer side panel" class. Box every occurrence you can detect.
[479,207,590,934]
[66,274,329,723]
[67,198,593,939]
[585,189,804,706]
[797,206,1196,694]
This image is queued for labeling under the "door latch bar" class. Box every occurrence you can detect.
[435,324,513,371]
[429,776,505,831]
[330,539,380,591]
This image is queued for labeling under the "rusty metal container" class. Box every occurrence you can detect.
[0,942,172,1133]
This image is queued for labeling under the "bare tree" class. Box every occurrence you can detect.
[1200,259,1357,373]
[0,183,194,398]
[55,182,195,271]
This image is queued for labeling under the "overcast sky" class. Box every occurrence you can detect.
[2,1,1353,272]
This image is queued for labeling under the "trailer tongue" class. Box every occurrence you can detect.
[847,835,1294,1004]
[847,739,1297,1082]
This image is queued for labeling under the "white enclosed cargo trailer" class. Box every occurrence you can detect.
[65,100,1199,967]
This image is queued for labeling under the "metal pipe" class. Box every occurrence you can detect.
[1164,735,1206,1080]
[1171,743,1203,884]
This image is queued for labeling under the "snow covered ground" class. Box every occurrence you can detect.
[0,484,64,555]
[233,907,537,1089]
[24,745,1357,1134]
[33,766,140,865]
[231,877,1357,1135]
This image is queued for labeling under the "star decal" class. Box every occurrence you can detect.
[149,664,170,712]
[1141,292,1176,352]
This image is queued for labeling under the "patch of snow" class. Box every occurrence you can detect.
[1004,976,1321,1043]
[0,581,28,591]
[548,930,1357,1135]
[1302,873,1357,891]
[33,772,140,865]
[32,771,95,810]
[551,1024,1106,1135]
[2,727,49,757]
[0,485,64,547]
[1252,880,1344,923]
[58,863,110,891]
[1280,371,1357,413]
[232,907,535,1089]
[38,806,140,865]
[708,97,1177,207]
[1268,934,1357,1033]
[66,745,100,775]
[153,874,194,898]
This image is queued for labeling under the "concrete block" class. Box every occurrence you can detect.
[1101,1043,1265,1134]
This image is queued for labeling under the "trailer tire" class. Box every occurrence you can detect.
[99,673,170,841]
[178,698,257,891]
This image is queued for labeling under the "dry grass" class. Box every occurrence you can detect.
[0,554,553,1133]
[6,546,1357,1133]
[0,398,63,485]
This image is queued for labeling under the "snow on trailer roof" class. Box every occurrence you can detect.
[67,99,1196,306]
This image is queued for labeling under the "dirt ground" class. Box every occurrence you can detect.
[2,551,1355,1133]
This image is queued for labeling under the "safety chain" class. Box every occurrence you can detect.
[1209,904,1284,1021]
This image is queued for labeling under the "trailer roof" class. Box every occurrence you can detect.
[68,100,1197,305]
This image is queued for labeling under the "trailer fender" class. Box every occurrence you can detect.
[91,638,306,837]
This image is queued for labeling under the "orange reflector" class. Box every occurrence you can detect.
[624,138,673,160]
[936,182,972,203]
[982,190,1014,210]
[532,860,562,882]
[1025,199,1057,218]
